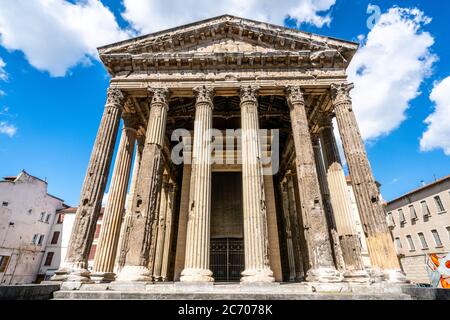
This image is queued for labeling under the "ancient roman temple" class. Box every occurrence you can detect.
[52,15,407,285]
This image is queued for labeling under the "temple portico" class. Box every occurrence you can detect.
[52,15,406,287]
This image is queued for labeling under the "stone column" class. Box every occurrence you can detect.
[180,86,215,282]
[319,116,368,281]
[116,88,169,282]
[152,174,170,281]
[311,136,346,273]
[285,86,341,283]
[240,85,274,283]
[285,173,305,281]
[115,137,144,272]
[280,179,296,281]
[92,114,138,282]
[161,181,176,281]
[331,83,405,282]
[52,88,126,282]
[174,165,192,280]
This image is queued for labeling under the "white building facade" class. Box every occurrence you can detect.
[386,175,450,285]
[39,208,103,280]
[0,171,66,285]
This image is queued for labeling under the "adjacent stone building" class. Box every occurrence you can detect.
[386,175,450,284]
[39,208,104,281]
[0,171,67,284]
[52,15,406,286]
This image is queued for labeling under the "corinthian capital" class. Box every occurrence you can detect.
[240,85,260,104]
[149,88,170,106]
[285,86,305,107]
[193,85,215,105]
[330,83,354,105]
[106,88,127,107]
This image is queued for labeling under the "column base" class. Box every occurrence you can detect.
[116,266,153,282]
[342,269,371,283]
[367,267,385,283]
[180,268,214,283]
[50,264,92,283]
[384,269,409,283]
[295,272,305,282]
[241,269,275,283]
[306,268,343,283]
[153,276,163,282]
[90,272,116,283]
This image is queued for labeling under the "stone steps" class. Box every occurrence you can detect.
[53,290,412,300]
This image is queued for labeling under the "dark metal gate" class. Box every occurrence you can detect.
[210,238,244,282]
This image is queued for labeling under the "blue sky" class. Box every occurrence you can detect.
[0,0,449,206]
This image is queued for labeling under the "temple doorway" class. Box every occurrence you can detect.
[210,172,244,282]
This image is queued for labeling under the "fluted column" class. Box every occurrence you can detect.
[285,86,341,283]
[52,88,126,282]
[285,173,305,281]
[240,85,274,283]
[92,115,138,282]
[116,88,169,282]
[180,86,215,282]
[311,136,346,273]
[153,174,170,281]
[331,83,405,282]
[281,179,296,281]
[161,181,176,281]
[115,137,144,273]
[319,116,368,281]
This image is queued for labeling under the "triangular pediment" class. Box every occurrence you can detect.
[98,15,358,74]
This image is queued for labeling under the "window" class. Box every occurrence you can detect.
[395,237,402,250]
[406,235,415,251]
[418,232,428,249]
[434,196,445,213]
[398,209,406,224]
[0,255,10,272]
[421,201,431,217]
[89,245,97,260]
[57,213,64,224]
[387,212,395,227]
[45,214,51,224]
[431,230,443,247]
[31,234,39,245]
[409,205,417,220]
[39,212,46,222]
[50,232,60,245]
[2,201,8,207]
[44,252,54,266]
[0,256,10,272]
[37,235,45,246]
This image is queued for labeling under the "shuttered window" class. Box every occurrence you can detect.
[44,252,54,266]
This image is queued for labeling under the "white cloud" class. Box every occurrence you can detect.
[348,7,436,141]
[0,0,131,77]
[0,121,17,137]
[121,0,336,34]
[420,76,450,156]
[0,57,7,81]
